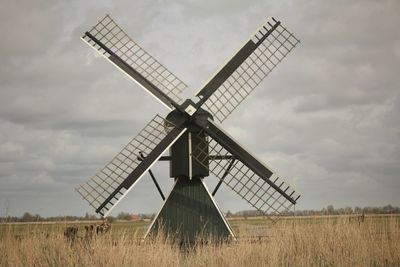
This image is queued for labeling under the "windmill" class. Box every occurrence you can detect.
[76,14,301,243]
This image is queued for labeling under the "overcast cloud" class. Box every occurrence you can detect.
[0,0,399,217]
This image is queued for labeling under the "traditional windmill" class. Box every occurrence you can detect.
[76,14,300,243]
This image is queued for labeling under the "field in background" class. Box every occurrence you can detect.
[1,215,399,266]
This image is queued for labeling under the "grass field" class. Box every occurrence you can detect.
[0,215,399,266]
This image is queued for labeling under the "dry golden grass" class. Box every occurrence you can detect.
[0,215,399,266]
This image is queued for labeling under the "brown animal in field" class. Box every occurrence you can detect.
[64,226,78,242]
[348,213,365,226]
[84,222,111,239]
[357,212,365,226]
[96,221,111,235]
[84,224,96,240]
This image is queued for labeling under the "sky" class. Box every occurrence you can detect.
[0,0,399,217]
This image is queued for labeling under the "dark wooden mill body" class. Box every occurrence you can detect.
[146,108,235,242]
[76,14,301,244]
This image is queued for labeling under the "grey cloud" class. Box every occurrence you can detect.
[0,0,399,217]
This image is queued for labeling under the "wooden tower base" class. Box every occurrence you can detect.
[145,177,235,244]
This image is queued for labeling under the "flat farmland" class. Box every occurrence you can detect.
[1,215,399,266]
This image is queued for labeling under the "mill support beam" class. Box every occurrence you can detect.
[212,158,236,196]
[148,169,165,201]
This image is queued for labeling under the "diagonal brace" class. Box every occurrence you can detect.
[212,158,236,196]
[139,152,165,200]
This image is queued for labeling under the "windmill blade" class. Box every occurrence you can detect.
[196,18,299,123]
[82,14,187,109]
[75,115,187,217]
[192,119,300,215]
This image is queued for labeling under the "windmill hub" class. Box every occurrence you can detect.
[179,98,199,117]
[167,102,213,129]
[77,14,301,244]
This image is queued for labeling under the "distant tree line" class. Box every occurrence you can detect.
[0,211,156,223]
[226,204,400,218]
[285,204,400,216]
[1,204,399,223]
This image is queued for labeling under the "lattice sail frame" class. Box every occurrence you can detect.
[192,132,300,216]
[76,115,176,216]
[83,14,187,104]
[200,18,300,123]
